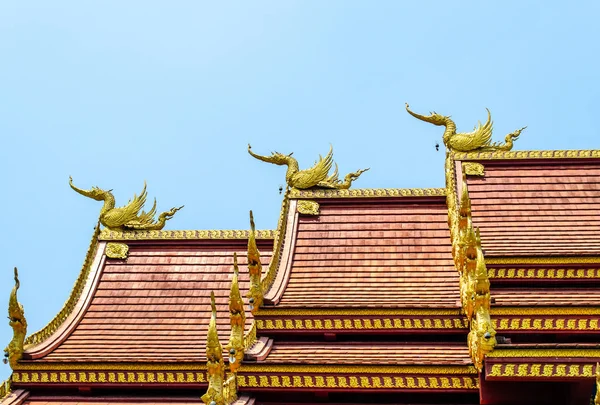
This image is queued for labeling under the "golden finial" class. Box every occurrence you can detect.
[226,253,246,374]
[248,144,368,190]
[4,267,27,369]
[405,103,524,153]
[247,211,263,314]
[69,177,183,231]
[201,291,225,405]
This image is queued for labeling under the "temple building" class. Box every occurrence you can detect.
[1,105,599,404]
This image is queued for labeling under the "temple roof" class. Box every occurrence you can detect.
[21,235,273,364]
[460,156,600,257]
[265,193,460,309]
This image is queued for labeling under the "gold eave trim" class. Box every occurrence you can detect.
[256,308,462,316]
[99,229,276,241]
[487,256,600,265]
[491,307,600,315]
[489,268,600,279]
[242,365,477,374]
[487,349,600,358]
[14,362,207,371]
[453,149,600,161]
[288,188,446,199]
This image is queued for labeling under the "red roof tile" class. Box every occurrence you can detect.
[27,240,272,363]
[462,160,600,257]
[260,342,471,366]
[276,198,459,308]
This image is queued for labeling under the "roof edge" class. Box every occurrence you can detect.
[23,225,101,349]
[23,237,106,358]
[99,228,276,241]
[454,149,600,161]
[0,389,28,405]
[289,187,446,199]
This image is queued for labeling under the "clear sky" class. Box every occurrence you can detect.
[0,1,599,380]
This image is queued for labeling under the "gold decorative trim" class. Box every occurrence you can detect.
[487,256,600,265]
[488,363,596,378]
[493,317,599,331]
[0,378,10,400]
[462,162,485,176]
[24,224,101,348]
[256,317,467,330]
[244,321,257,350]
[488,349,600,358]
[105,243,129,259]
[13,371,206,384]
[15,362,206,371]
[237,374,478,390]
[242,365,477,374]
[256,308,461,316]
[454,149,600,161]
[99,229,276,241]
[490,268,600,279]
[288,188,446,199]
[296,200,320,215]
[261,190,290,293]
[491,307,600,316]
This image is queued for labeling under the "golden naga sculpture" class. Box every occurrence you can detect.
[69,177,183,231]
[248,144,368,190]
[225,254,246,374]
[202,292,225,405]
[247,211,263,314]
[405,103,525,153]
[4,268,27,369]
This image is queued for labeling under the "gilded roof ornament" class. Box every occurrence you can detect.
[226,254,246,374]
[246,211,263,315]
[297,200,320,215]
[248,144,368,190]
[405,103,525,153]
[462,162,485,177]
[4,268,27,369]
[105,242,129,259]
[202,292,225,405]
[69,177,183,231]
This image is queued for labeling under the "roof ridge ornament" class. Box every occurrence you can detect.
[246,211,263,315]
[248,144,368,190]
[69,177,183,231]
[202,292,225,405]
[226,253,246,374]
[405,103,525,153]
[4,267,27,369]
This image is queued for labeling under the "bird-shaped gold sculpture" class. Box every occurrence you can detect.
[405,103,525,153]
[69,177,182,231]
[248,144,368,190]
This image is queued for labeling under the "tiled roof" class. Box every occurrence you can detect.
[27,240,272,363]
[276,198,459,308]
[462,160,600,257]
[260,342,472,366]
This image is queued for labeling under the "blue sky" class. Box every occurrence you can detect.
[1,1,599,380]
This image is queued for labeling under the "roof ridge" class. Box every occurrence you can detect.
[98,228,276,241]
[454,148,600,161]
[289,187,445,199]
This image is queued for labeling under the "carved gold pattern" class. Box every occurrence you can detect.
[202,292,225,405]
[0,378,10,399]
[289,187,446,199]
[454,149,600,161]
[487,256,600,265]
[248,144,368,190]
[226,254,246,375]
[488,363,596,378]
[489,268,600,279]
[5,268,27,369]
[105,243,129,259]
[256,318,468,330]
[99,228,276,241]
[247,211,264,314]
[69,177,182,231]
[236,374,478,390]
[261,189,290,294]
[24,225,100,348]
[488,349,600,358]
[297,200,320,215]
[595,363,599,405]
[12,371,207,384]
[492,307,600,316]
[462,162,485,176]
[493,317,599,331]
[243,321,257,350]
